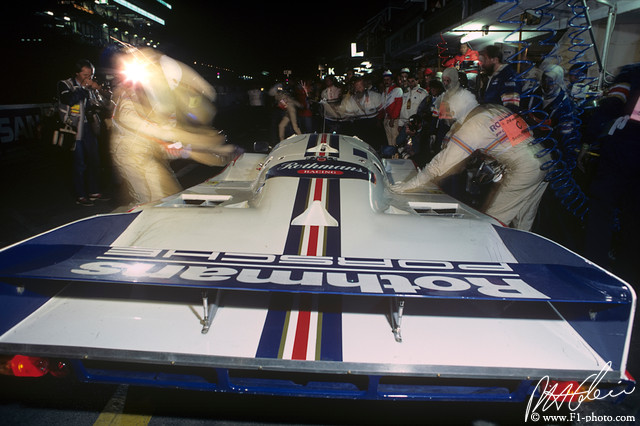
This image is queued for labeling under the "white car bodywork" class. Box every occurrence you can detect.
[0,133,634,400]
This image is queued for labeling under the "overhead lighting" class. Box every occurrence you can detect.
[460,32,483,44]
[113,0,165,25]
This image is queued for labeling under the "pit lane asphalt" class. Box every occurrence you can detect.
[0,105,638,425]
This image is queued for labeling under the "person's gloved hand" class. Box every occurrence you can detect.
[390,180,418,192]
[390,169,431,193]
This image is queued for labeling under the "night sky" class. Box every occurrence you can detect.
[166,0,393,77]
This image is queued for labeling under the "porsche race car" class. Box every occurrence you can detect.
[0,133,635,402]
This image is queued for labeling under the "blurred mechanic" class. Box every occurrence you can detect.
[436,67,464,132]
[391,90,549,231]
[272,84,302,141]
[110,48,234,205]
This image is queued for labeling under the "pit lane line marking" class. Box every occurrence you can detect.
[93,384,152,426]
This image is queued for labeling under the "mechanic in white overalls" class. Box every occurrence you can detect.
[110,48,232,205]
[391,89,549,231]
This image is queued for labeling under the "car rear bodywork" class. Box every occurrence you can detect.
[0,133,635,401]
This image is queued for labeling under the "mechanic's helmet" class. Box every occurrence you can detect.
[541,64,564,98]
[447,89,478,122]
[122,48,177,118]
[127,48,216,126]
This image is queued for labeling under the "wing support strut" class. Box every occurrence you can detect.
[390,298,405,343]
[201,290,222,334]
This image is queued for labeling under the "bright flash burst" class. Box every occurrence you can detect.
[121,58,150,84]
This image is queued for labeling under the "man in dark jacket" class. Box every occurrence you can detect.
[478,45,522,113]
[581,62,640,283]
[57,59,108,206]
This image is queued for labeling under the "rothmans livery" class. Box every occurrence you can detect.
[0,133,635,401]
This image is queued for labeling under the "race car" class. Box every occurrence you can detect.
[0,133,635,402]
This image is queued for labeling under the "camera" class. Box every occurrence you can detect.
[396,139,414,159]
[407,114,422,133]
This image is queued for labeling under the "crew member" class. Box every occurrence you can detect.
[381,70,404,146]
[110,48,234,205]
[396,74,428,155]
[478,45,522,113]
[391,90,549,231]
[444,42,480,90]
[581,62,640,281]
[343,76,384,150]
[526,64,575,145]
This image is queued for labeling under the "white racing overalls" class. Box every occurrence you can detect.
[394,104,549,231]
[110,89,182,205]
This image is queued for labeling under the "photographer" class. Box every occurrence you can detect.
[387,114,422,161]
[57,59,109,206]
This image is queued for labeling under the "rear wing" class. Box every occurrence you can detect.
[0,214,635,399]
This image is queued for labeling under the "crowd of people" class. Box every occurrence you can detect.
[53,44,639,283]
[257,43,638,282]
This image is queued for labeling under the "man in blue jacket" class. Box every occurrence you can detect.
[478,45,522,113]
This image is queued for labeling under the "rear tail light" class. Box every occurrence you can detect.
[0,355,70,377]
[7,355,49,377]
